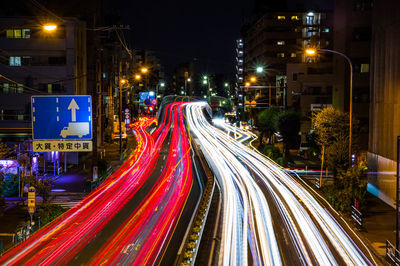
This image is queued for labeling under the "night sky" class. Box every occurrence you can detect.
[116,0,333,76]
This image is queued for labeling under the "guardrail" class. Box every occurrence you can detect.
[386,240,400,265]
[176,141,215,266]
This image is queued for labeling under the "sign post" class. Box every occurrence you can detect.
[31,95,93,151]
[28,186,35,226]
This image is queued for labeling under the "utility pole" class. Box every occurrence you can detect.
[119,61,123,155]
[396,136,400,251]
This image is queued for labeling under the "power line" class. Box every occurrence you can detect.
[0,74,47,94]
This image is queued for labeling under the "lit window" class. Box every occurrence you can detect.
[22,29,30,38]
[47,84,52,93]
[290,53,297,58]
[277,16,286,20]
[18,114,24,120]
[6,30,13,38]
[9,56,21,66]
[17,84,23,93]
[277,53,285,58]
[277,41,285,45]
[2,83,9,93]
[306,16,314,25]
[13,29,22,38]
[291,16,299,20]
[361,64,369,73]
[9,84,16,93]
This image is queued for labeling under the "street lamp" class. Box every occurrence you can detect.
[43,24,57,32]
[256,66,264,74]
[203,75,211,101]
[119,78,128,154]
[305,48,354,165]
[250,76,257,83]
[140,67,148,74]
[184,77,191,96]
[135,74,141,80]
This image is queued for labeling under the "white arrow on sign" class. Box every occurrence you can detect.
[68,99,80,122]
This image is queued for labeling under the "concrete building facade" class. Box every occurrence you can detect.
[0,17,86,143]
[243,10,333,108]
[333,0,372,149]
[368,0,400,207]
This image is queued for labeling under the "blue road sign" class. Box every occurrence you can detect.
[139,91,155,106]
[32,95,92,140]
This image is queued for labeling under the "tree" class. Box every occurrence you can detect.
[256,107,280,146]
[275,110,301,158]
[24,176,55,203]
[312,107,349,148]
[313,107,350,175]
[0,142,12,159]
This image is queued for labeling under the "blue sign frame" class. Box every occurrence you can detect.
[32,95,92,140]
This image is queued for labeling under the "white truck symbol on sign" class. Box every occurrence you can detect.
[60,122,89,138]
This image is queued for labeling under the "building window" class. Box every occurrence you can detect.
[22,56,32,66]
[9,56,21,66]
[6,30,13,38]
[354,0,373,11]
[5,29,30,38]
[277,41,285,45]
[2,83,9,93]
[292,73,298,81]
[291,16,299,20]
[306,16,314,25]
[17,84,23,93]
[277,16,286,20]
[290,53,297,58]
[9,84,17,93]
[22,29,30,38]
[361,63,369,73]
[277,53,285,58]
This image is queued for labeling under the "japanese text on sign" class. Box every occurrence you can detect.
[33,140,93,152]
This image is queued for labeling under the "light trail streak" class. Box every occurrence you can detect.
[186,102,372,265]
[89,102,193,265]
[0,116,162,265]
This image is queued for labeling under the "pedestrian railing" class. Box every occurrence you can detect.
[386,240,400,265]
[89,166,113,191]
[351,205,363,228]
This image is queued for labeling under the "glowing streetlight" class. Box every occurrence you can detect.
[245,82,251,87]
[224,82,229,87]
[187,78,191,82]
[135,74,141,80]
[43,24,57,32]
[160,82,165,87]
[120,78,128,84]
[141,67,148,74]
[256,66,264,73]
[250,76,257,83]
[305,48,317,56]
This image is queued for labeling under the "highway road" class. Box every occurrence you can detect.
[0,102,203,265]
[186,102,375,266]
